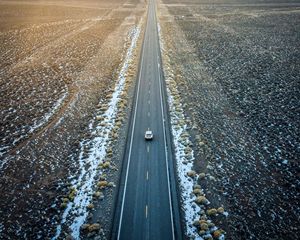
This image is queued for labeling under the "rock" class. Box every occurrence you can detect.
[200,210,206,216]
[96,115,103,121]
[209,175,216,181]
[107,182,115,187]
[87,232,96,238]
[88,213,93,220]
[99,176,106,181]
[204,236,213,240]
[94,236,102,240]
[65,235,74,240]
[193,220,200,227]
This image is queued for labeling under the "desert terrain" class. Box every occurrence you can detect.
[158,0,299,239]
[1,0,299,239]
[0,0,145,238]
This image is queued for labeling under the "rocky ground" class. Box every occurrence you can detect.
[158,0,299,239]
[0,0,145,239]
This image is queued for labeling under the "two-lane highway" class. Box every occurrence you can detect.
[112,0,182,239]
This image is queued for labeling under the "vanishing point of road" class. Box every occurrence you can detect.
[112,0,183,239]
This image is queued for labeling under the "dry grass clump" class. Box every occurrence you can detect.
[217,207,224,214]
[193,188,202,195]
[200,222,208,231]
[193,217,225,239]
[93,191,103,199]
[100,161,111,169]
[88,223,101,232]
[207,208,218,216]
[213,229,223,238]
[187,170,197,178]
[68,187,77,201]
[60,202,68,209]
[195,196,208,205]
[87,203,94,210]
[81,223,101,233]
[199,173,206,179]
[97,181,108,188]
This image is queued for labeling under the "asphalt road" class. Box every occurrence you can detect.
[112,0,182,239]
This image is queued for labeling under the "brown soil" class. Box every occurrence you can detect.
[0,0,145,238]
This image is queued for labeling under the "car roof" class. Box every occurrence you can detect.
[146,130,152,134]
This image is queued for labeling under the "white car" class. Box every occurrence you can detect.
[144,130,153,140]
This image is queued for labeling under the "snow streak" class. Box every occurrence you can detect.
[52,23,141,239]
[157,21,202,239]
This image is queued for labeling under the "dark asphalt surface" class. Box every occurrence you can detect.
[112,0,182,239]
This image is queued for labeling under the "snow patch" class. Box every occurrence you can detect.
[52,22,141,240]
[28,91,68,135]
[157,20,225,240]
[157,21,202,239]
[0,91,68,163]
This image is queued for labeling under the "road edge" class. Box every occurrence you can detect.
[154,1,184,239]
[110,6,149,240]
